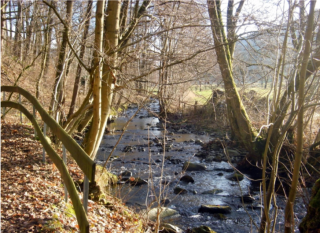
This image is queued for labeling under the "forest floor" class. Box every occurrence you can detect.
[1,121,152,232]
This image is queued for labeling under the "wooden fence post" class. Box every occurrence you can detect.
[42,123,47,163]
[33,106,37,137]
[63,145,68,203]
[2,92,5,115]
[83,175,89,213]
[19,94,22,123]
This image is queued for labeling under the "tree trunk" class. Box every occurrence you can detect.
[67,0,93,118]
[284,2,315,232]
[49,0,73,122]
[23,2,33,61]
[9,0,12,41]
[83,0,105,158]
[88,0,121,159]
[43,1,54,77]
[36,6,53,99]
[207,0,257,154]
[0,0,6,51]
[14,0,22,61]
[299,178,320,232]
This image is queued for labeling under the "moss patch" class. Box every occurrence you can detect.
[42,213,63,232]
[65,203,76,218]
[95,165,118,187]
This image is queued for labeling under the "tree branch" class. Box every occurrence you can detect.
[43,0,91,73]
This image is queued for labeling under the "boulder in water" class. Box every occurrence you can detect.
[120,170,132,177]
[195,139,204,145]
[123,146,134,152]
[174,187,188,195]
[190,225,217,233]
[195,151,209,158]
[226,149,240,157]
[182,162,207,171]
[160,223,183,233]
[240,194,255,203]
[161,198,171,205]
[201,189,223,195]
[148,207,180,221]
[177,129,190,134]
[198,204,231,214]
[129,177,148,186]
[180,175,194,183]
[226,172,244,181]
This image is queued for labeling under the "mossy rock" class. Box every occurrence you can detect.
[226,172,244,181]
[195,151,209,158]
[201,189,223,195]
[75,165,118,201]
[180,175,195,183]
[299,178,320,232]
[160,223,183,233]
[174,187,188,195]
[182,162,207,171]
[198,205,231,214]
[191,225,217,233]
[226,149,240,157]
[129,177,148,186]
[95,165,118,187]
[213,213,226,220]
[148,207,180,221]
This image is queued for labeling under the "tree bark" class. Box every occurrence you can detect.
[88,0,121,159]
[14,0,22,61]
[49,0,73,122]
[36,5,53,99]
[67,0,93,118]
[84,0,105,158]
[0,0,7,51]
[284,2,315,232]
[207,0,257,154]
[23,2,33,61]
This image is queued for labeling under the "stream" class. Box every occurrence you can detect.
[95,99,307,233]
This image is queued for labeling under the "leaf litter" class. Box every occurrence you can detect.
[1,121,153,232]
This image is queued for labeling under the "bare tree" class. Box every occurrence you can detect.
[67,0,93,118]
[284,2,316,232]
[1,0,8,51]
[49,0,74,123]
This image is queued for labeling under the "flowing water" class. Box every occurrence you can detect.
[95,99,307,233]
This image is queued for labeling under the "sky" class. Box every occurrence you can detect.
[216,0,320,36]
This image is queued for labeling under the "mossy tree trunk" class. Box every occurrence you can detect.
[299,179,320,232]
[207,0,258,155]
